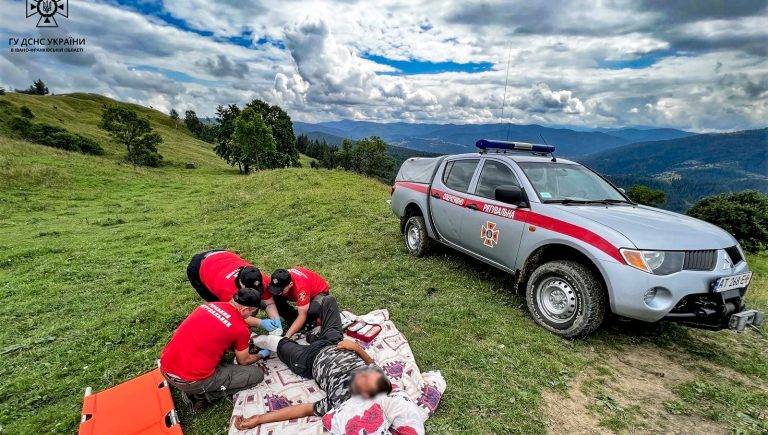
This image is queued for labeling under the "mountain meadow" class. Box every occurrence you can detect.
[0,93,767,434]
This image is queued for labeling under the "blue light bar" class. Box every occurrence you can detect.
[475,139,555,154]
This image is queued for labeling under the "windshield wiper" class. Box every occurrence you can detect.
[543,198,590,205]
[543,198,635,205]
[592,199,635,205]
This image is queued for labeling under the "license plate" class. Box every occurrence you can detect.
[713,272,752,293]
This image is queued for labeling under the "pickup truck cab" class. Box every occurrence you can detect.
[390,139,763,338]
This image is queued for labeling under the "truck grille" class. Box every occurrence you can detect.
[724,246,743,265]
[683,250,717,271]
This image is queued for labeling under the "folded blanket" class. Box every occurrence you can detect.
[229,309,446,434]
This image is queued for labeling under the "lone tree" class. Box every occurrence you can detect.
[245,99,300,167]
[99,106,163,167]
[169,108,179,128]
[626,185,666,207]
[687,190,768,253]
[212,104,241,167]
[17,79,50,95]
[231,108,276,174]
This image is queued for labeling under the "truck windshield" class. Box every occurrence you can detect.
[517,162,627,203]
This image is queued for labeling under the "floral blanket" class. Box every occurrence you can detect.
[228,309,446,434]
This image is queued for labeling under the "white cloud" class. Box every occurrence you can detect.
[0,0,765,130]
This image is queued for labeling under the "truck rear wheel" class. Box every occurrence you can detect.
[403,216,432,257]
[525,260,606,338]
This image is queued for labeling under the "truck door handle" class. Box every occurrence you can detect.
[467,204,478,210]
[431,192,440,198]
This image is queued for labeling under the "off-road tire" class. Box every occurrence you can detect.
[526,260,606,338]
[403,215,432,257]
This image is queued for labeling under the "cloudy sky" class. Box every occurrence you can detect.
[1,0,766,131]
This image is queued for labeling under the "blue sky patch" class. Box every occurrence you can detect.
[363,54,493,75]
[596,49,677,69]
[108,0,256,48]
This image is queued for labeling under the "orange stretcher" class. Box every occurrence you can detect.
[79,368,183,435]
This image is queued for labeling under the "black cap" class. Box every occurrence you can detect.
[268,269,292,295]
[233,287,261,308]
[238,266,263,291]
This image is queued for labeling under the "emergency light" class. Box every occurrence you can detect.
[475,139,555,154]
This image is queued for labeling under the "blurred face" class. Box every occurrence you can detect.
[238,306,257,318]
[281,282,294,296]
[351,370,384,398]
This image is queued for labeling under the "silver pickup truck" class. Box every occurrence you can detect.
[390,139,763,337]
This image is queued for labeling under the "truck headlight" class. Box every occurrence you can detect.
[620,249,684,275]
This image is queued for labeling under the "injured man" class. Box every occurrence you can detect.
[234,294,393,430]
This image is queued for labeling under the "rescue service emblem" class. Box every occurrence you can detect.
[480,221,499,248]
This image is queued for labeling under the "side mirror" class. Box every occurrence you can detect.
[495,185,528,207]
[618,187,626,194]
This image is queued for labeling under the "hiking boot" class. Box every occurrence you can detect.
[181,392,207,413]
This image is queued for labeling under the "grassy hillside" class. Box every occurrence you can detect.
[1,94,766,434]
[0,93,230,171]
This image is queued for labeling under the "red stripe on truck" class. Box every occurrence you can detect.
[398,183,625,263]
[394,181,429,194]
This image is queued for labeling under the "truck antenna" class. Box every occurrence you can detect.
[539,134,556,162]
[500,44,513,140]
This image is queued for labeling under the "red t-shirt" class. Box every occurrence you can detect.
[199,251,269,301]
[263,267,329,307]
[160,302,251,381]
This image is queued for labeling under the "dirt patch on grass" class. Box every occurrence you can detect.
[543,345,730,434]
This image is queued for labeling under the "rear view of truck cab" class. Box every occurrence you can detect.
[390,139,764,338]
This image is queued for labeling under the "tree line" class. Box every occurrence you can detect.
[297,134,394,182]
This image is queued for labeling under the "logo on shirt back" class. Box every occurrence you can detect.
[201,304,232,327]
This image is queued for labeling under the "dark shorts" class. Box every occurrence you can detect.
[186,250,223,302]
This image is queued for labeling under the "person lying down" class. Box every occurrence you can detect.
[234,294,393,430]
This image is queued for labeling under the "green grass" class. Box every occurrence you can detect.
[0,93,766,434]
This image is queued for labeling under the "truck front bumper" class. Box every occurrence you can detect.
[599,256,762,330]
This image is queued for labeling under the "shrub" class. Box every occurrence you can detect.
[20,106,34,118]
[7,116,104,155]
[687,190,768,253]
[626,184,666,207]
[99,106,163,167]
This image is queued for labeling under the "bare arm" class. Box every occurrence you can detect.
[234,348,262,365]
[234,403,315,429]
[337,339,374,364]
[265,300,280,319]
[284,304,309,338]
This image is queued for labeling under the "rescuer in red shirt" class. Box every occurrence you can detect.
[160,287,265,409]
[186,250,282,332]
[263,267,331,339]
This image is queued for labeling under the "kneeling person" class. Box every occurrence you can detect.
[235,295,391,429]
[160,288,265,408]
[264,267,331,338]
[186,250,280,331]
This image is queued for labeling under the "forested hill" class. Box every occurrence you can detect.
[581,128,768,211]
[294,120,692,157]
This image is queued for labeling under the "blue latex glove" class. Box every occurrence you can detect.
[258,349,271,359]
[261,318,282,332]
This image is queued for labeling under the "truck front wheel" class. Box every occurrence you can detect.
[525,260,606,338]
[403,216,432,257]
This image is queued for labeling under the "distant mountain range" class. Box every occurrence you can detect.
[583,128,768,210]
[295,120,766,211]
[294,120,693,157]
